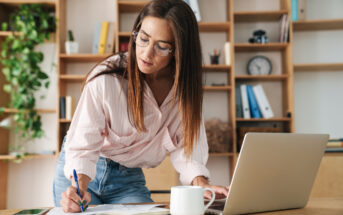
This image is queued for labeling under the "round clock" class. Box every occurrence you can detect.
[247,55,272,75]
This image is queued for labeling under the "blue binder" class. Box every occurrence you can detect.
[246,85,262,118]
[291,0,298,21]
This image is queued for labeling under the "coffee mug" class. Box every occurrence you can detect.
[170,186,216,215]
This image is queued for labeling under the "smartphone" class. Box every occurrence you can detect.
[13,208,49,215]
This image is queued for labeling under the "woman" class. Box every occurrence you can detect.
[53,0,229,212]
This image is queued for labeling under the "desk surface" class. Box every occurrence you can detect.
[2,198,343,215]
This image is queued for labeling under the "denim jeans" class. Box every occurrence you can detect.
[53,139,153,206]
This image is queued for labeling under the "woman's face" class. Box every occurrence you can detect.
[135,16,174,76]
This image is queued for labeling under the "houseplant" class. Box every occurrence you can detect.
[0,4,56,155]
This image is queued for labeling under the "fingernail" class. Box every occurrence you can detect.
[82,200,87,205]
[77,200,82,206]
[85,205,89,210]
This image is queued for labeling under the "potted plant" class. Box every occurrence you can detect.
[0,4,56,156]
[65,30,79,54]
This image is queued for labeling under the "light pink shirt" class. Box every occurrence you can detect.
[64,55,210,185]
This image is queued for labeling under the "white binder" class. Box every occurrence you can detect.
[252,84,274,119]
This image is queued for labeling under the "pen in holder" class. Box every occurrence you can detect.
[210,49,220,65]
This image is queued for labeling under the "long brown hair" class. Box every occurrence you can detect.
[85,0,203,158]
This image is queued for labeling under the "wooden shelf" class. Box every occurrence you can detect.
[234,10,288,22]
[203,86,231,91]
[198,22,230,32]
[118,32,131,37]
[209,152,235,157]
[202,64,231,70]
[0,153,56,160]
[59,74,85,82]
[235,43,288,52]
[236,118,291,122]
[0,0,55,5]
[118,0,149,12]
[294,63,343,71]
[59,53,111,62]
[293,19,343,31]
[3,108,56,114]
[235,74,288,80]
[59,119,71,123]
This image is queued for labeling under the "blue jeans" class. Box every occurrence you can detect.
[53,140,153,206]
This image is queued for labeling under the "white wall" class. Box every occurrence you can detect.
[7,0,343,209]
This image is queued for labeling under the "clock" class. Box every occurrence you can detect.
[247,55,272,75]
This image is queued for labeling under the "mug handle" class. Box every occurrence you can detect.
[204,187,216,211]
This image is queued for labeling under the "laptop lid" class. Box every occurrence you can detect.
[223,132,329,215]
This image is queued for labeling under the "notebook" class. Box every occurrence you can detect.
[207,132,329,215]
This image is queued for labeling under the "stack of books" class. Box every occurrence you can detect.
[92,21,116,54]
[280,14,290,43]
[326,138,343,152]
[236,84,274,119]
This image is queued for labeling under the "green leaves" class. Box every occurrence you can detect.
[0,4,56,142]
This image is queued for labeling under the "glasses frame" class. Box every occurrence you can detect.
[132,31,174,57]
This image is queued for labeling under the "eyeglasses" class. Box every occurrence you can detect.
[133,31,173,57]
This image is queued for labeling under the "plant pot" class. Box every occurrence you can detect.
[65,41,79,54]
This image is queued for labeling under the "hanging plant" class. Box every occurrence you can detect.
[0,4,56,151]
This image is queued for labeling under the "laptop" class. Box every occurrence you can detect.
[206,132,329,215]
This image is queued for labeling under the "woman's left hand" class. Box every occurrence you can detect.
[191,176,229,199]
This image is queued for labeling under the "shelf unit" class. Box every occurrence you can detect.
[293,18,343,72]
[233,0,295,159]
[291,2,343,198]
[0,0,60,209]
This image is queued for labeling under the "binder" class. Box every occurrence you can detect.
[235,86,243,118]
[246,85,262,118]
[92,22,101,54]
[98,21,109,54]
[224,42,231,65]
[66,96,75,120]
[252,84,274,119]
[240,84,251,119]
[105,22,116,54]
[298,0,306,20]
[291,0,298,21]
[59,97,66,119]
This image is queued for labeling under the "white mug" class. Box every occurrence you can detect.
[170,186,216,215]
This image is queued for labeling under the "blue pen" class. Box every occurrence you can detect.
[73,169,84,212]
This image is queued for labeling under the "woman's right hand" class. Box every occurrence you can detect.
[60,186,91,213]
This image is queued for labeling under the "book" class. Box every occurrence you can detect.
[291,0,298,21]
[59,97,66,119]
[327,141,343,148]
[235,86,243,118]
[252,84,274,119]
[298,0,306,20]
[183,0,201,21]
[280,14,287,42]
[224,42,231,65]
[325,147,343,153]
[105,22,116,54]
[66,96,76,120]
[92,22,101,54]
[284,15,290,42]
[246,85,262,118]
[120,42,129,52]
[240,84,251,119]
[98,21,109,54]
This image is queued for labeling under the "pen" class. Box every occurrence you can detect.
[73,169,84,212]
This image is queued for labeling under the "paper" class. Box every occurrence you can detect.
[47,204,169,215]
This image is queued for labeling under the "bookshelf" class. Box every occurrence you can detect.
[292,0,343,198]
[0,0,60,209]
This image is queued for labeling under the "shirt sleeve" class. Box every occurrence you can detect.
[169,119,211,185]
[63,76,106,181]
